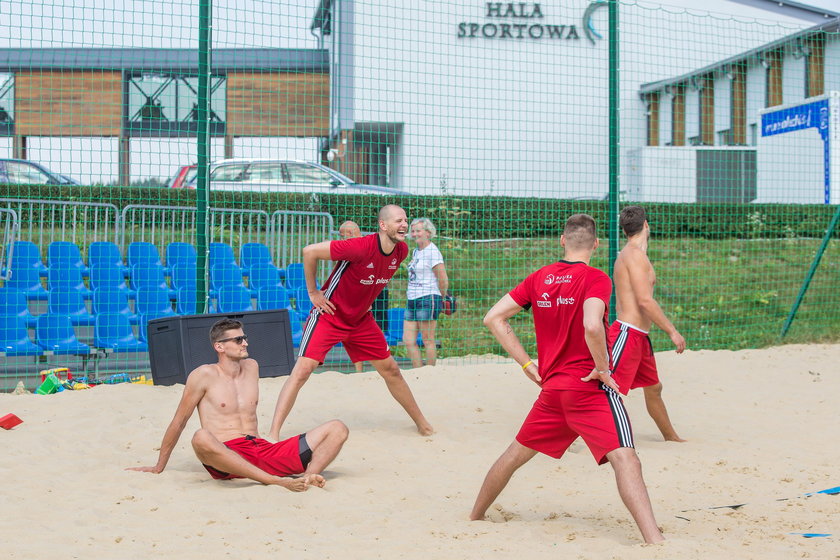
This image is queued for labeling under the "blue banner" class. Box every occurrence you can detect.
[761,99,829,140]
[761,99,830,203]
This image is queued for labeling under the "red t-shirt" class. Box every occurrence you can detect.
[508,260,612,391]
[324,234,407,326]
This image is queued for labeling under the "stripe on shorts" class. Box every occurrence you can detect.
[610,322,630,368]
[603,384,634,448]
[298,310,321,357]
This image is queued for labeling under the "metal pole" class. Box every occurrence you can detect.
[607,0,620,322]
[196,0,211,313]
[780,205,840,338]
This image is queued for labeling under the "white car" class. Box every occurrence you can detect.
[185,159,409,195]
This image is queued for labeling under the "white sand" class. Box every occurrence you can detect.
[2,344,839,559]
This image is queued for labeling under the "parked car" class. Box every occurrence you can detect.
[0,159,80,186]
[166,164,198,189]
[182,159,409,195]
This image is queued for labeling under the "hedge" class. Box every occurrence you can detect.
[0,183,836,240]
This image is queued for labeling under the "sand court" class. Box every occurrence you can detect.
[1,344,838,559]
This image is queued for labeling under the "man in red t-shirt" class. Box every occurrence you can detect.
[469,214,664,544]
[270,205,434,438]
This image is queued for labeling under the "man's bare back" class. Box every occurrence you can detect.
[613,244,656,331]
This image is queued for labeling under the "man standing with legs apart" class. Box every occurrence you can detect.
[270,205,434,438]
[128,319,348,491]
[611,206,686,442]
[470,214,664,544]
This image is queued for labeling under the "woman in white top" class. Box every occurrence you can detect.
[403,217,449,368]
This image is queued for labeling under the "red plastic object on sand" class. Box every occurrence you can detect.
[0,413,23,430]
[39,368,73,383]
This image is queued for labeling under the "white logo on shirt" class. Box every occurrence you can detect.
[544,274,554,285]
[536,292,552,307]
[366,263,374,269]
[360,274,375,285]
[556,296,576,305]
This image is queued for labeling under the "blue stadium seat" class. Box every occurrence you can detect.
[175,286,198,315]
[209,262,246,297]
[35,314,91,355]
[209,242,236,268]
[247,262,284,295]
[170,262,197,291]
[92,287,139,325]
[256,286,302,345]
[89,263,135,298]
[217,285,255,313]
[48,266,92,298]
[240,242,276,277]
[5,265,49,300]
[88,241,128,275]
[130,263,175,298]
[292,287,314,317]
[257,285,293,312]
[166,242,197,269]
[0,287,38,328]
[136,286,177,318]
[285,262,306,290]
[48,241,89,276]
[385,307,406,346]
[127,241,166,272]
[0,315,43,356]
[7,240,48,277]
[94,313,148,352]
[48,288,95,326]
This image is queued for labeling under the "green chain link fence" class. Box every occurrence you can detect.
[0,0,838,389]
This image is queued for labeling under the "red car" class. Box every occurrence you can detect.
[166,164,197,189]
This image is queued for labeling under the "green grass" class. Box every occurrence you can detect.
[386,236,840,360]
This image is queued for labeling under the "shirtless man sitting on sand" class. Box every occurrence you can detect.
[128,318,348,491]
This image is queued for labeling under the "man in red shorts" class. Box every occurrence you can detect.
[611,206,686,442]
[269,205,434,438]
[469,214,664,544]
[128,318,348,491]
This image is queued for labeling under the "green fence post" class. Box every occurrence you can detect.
[607,0,620,323]
[780,205,840,338]
[196,0,211,313]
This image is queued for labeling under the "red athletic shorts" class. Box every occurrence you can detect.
[608,321,659,396]
[203,434,307,480]
[516,383,634,465]
[298,311,391,364]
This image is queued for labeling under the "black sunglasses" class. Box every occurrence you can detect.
[217,334,248,344]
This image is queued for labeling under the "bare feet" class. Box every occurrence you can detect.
[302,473,326,488]
[274,476,309,492]
[663,434,686,443]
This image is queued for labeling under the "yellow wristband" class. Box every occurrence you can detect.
[521,360,533,370]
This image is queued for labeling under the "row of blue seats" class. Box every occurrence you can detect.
[6,240,284,278]
[1,313,148,356]
[4,259,306,302]
[1,305,421,357]
[0,284,315,325]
